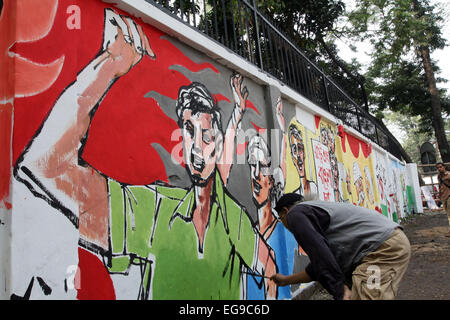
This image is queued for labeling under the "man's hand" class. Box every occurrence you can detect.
[230,73,249,111]
[270,270,312,287]
[100,9,155,78]
[270,274,290,287]
[343,284,352,300]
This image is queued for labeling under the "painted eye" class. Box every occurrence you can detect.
[260,166,271,176]
[202,130,213,144]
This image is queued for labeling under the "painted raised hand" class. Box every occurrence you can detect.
[100,8,155,78]
[230,73,249,111]
[275,97,285,132]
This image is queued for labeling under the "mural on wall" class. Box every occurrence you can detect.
[375,150,390,218]
[399,162,416,216]
[285,119,318,197]
[386,158,416,222]
[10,1,282,300]
[1,0,66,210]
[284,114,383,213]
[4,0,419,300]
[245,98,309,300]
[339,128,379,211]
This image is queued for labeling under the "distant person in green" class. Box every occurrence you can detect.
[436,162,450,237]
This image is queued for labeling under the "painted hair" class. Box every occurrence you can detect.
[176,82,222,132]
[288,124,303,143]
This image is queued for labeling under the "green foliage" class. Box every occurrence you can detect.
[348,0,446,56]
[257,0,345,40]
[384,111,450,163]
[346,0,449,136]
[255,0,367,105]
[368,59,450,118]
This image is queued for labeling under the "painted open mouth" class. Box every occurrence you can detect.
[297,158,303,170]
[253,179,262,195]
[191,153,205,172]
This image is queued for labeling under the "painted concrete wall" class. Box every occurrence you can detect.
[0,0,422,300]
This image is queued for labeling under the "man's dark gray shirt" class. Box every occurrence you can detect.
[286,200,400,300]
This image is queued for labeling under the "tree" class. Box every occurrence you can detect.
[384,110,450,162]
[346,0,450,162]
[255,0,370,108]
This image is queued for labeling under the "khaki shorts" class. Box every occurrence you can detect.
[351,228,411,300]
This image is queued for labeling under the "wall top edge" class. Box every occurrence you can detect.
[107,0,401,163]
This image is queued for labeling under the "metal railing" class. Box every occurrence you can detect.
[144,0,405,161]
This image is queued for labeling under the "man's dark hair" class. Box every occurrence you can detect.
[436,162,444,167]
[176,82,222,132]
[274,193,304,213]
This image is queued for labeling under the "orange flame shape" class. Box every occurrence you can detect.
[0,0,64,103]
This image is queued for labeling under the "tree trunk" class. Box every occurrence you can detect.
[411,0,450,163]
[418,45,450,162]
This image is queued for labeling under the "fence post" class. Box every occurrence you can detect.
[322,75,331,114]
[375,124,381,147]
[251,0,264,70]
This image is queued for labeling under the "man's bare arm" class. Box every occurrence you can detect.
[270,270,313,287]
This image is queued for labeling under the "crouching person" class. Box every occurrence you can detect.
[270,193,411,300]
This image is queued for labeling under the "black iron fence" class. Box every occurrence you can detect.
[144,0,405,161]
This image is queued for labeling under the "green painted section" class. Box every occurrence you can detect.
[381,204,389,218]
[406,186,416,214]
[107,172,257,299]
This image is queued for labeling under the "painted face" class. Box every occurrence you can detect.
[355,177,365,203]
[290,133,305,177]
[181,110,219,186]
[327,129,335,153]
[248,145,273,207]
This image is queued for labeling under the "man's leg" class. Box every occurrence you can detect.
[445,198,450,236]
[351,228,411,300]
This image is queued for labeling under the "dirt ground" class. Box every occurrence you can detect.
[309,209,450,300]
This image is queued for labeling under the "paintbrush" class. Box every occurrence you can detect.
[242,271,272,279]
